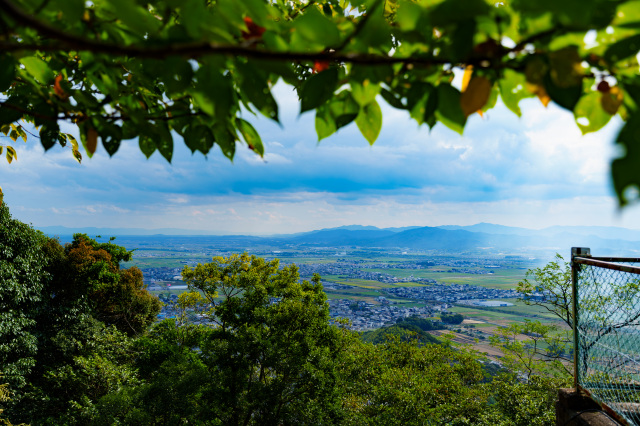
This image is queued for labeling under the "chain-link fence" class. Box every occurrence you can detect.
[573,247,640,425]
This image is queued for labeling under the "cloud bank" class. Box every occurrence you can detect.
[2,83,638,235]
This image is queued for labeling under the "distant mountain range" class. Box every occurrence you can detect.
[38,223,640,256]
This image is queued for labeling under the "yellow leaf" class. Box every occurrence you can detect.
[0,186,3,206]
[0,146,3,156]
[8,130,17,142]
[87,128,98,155]
[461,66,473,92]
[7,146,16,163]
[601,86,623,115]
[17,126,27,143]
[72,148,82,163]
[0,125,9,136]
[526,83,551,107]
[460,77,492,117]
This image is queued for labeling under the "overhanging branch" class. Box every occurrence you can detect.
[0,0,508,67]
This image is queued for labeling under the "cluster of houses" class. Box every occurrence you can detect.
[327,299,438,331]
[142,266,185,285]
[384,283,519,304]
[293,261,438,285]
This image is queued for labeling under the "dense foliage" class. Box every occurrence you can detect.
[0,204,161,424]
[2,1,640,204]
[0,205,570,425]
[361,315,443,344]
[441,312,464,324]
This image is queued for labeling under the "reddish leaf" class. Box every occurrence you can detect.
[242,17,266,41]
[54,75,69,101]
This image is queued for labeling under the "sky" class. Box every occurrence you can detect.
[3,81,640,235]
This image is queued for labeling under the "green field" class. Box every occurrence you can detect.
[449,299,565,327]
[361,266,526,289]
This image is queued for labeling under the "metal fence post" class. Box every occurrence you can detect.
[571,247,590,391]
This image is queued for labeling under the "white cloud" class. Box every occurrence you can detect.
[1,81,637,235]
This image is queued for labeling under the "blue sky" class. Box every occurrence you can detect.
[2,82,640,235]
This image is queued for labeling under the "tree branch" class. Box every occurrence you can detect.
[0,0,496,67]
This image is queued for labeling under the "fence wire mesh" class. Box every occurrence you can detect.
[575,256,640,425]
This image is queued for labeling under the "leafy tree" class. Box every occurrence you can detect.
[114,253,347,425]
[64,234,162,336]
[489,320,572,380]
[518,254,573,328]
[488,374,566,426]
[396,315,443,331]
[1,1,640,204]
[95,320,211,424]
[337,337,491,425]
[0,202,50,391]
[360,323,441,344]
[441,312,464,324]
[0,205,162,424]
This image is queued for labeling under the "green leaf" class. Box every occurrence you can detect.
[0,55,15,92]
[435,85,466,135]
[613,113,640,206]
[448,19,476,62]
[139,136,156,158]
[235,62,279,122]
[212,122,236,159]
[396,1,423,31]
[315,91,360,141]
[543,74,582,111]
[238,0,269,23]
[356,100,382,145]
[294,7,341,46]
[161,57,194,94]
[429,0,490,26]
[405,83,434,125]
[355,11,392,51]
[380,88,405,109]
[19,57,54,84]
[263,33,289,52]
[0,104,22,126]
[193,64,234,118]
[184,125,215,155]
[51,0,85,21]
[39,123,59,151]
[154,122,174,163]
[315,106,336,141]
[107,0,160,35]
[237,118,264,156]
[499,69,532,117]
[574,92,612,134]
[300,68,339,114]
[604,34,640,63]
[100,125,123,156]
[424,88,439,128]
[181,0,208,39]
[351,80,380,107]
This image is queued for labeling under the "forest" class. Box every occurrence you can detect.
[0,203,568,425]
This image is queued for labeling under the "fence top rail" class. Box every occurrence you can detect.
[591,256,640,263]
[573,256,640,275]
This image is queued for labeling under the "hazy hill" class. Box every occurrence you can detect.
[437,223,536,236]
[37,223,640,256]
[290,229,396,245]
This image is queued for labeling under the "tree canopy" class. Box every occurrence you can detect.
[1,0,640,205]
